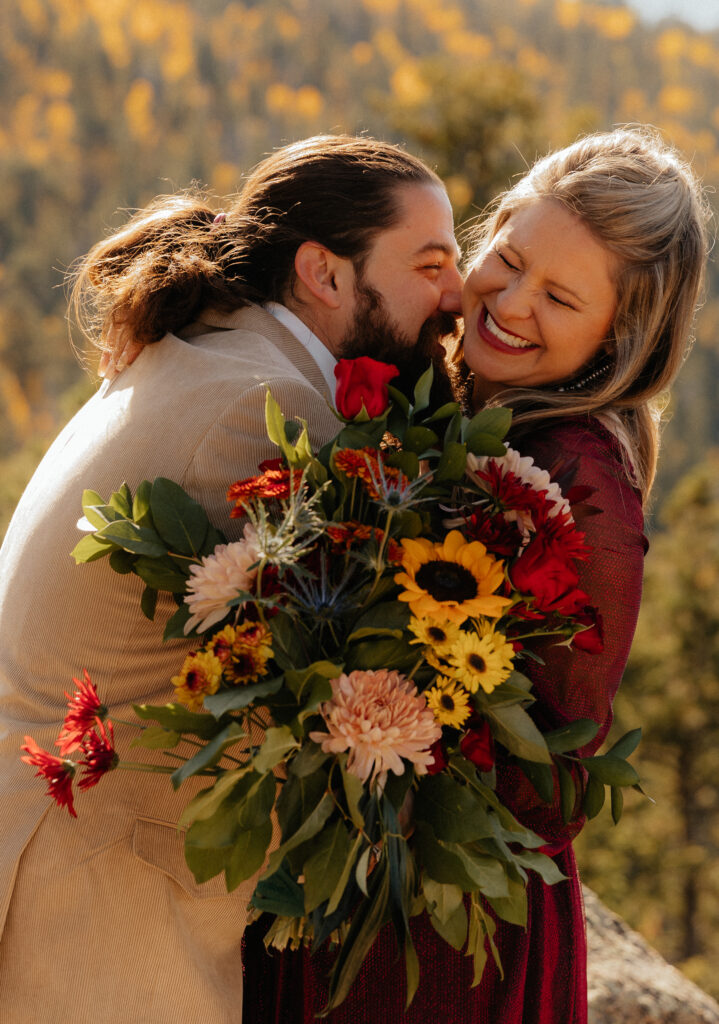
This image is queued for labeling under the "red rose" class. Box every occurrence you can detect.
[510,536,589,615]
[334,357,399,420]
[572,606,605,654]
[460,719,495,772]
[426,738,448,775]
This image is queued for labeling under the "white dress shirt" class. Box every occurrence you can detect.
[264,302,338,400]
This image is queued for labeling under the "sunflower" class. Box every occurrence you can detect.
[426,678,472,729]
[394,530,510,625]
[445,629,514,695]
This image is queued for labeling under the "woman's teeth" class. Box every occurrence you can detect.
[485,310,535,349]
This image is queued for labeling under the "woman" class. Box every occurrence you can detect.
[239,127,710,1022]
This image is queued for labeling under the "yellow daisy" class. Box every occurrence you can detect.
[426,678,472,729]
[394,530,510,625]
[445,630,514,695]
[407,616,462,656]
[172,650,223,711]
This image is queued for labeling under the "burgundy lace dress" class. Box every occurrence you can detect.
[241,416,647,1024]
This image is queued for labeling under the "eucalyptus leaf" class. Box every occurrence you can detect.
[556,759,577,823]
[414,775,495,843]
[252,863,306,918]
[133,702,228,738]
[486,704,552,764]
[265,793,334,877]
[252,726,300,774]
[130,725,180,749]
[96,519,167,558]
[581,754,640,787]
[303,819,354,914]
[135,555,188,593]
[140,585,158,621]
[611,785,624,824]
[403,425,439,454]
[184,842,228,885]
[109,549,136,574]
[583,774,606,819]
[132,479,153,526]
[412,365,434,413]
[71,533,117,563]
[203,676,283,716]
[434,441,468,482]
[179,769,246,827]
[163,602,193,641]
[516,758,555,804]
[109,483,133,517]
[607,727,642,761]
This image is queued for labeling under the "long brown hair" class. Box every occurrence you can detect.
[463,126,712,500]
[72,135,442,348]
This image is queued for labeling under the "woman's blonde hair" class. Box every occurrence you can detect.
[464,126,712,500]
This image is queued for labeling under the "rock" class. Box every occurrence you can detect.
[584,886,719,1024]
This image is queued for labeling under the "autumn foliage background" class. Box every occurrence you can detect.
[2,0,718,999]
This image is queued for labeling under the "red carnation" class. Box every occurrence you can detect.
[78,720,118,790]
[56,669,107,755]
[21,736,77,816]
[460,719,495,772]
[334,357,399,419]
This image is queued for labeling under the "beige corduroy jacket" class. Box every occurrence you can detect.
[0,305,339,1022]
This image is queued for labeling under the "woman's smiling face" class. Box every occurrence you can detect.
[462,198,618,401]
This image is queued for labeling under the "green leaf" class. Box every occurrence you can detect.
[225,820,273,890]
[350,601,410,636]
[412,365,434,413]
[236,771,277,830]
[150,477,209,556]
[515,758,555,804]
[265,793,334,877]
[582,774,606,819]
[343,636,414,673]
[414,775,495,843]
[413,822,509,898]
[130,725,180,749]
[71,533,117,563]
[133,702,227,739]
[109,549,136,574]
[386,384,411,417]
[611,786,624,824]
[465,433,510,457]
[486,705,552,764]
[252,726,300,774]
[109,483,133,517]
[96,520,167,557]
[556,759,576,824]
[434,440,468,482]
[203,676,283,716]
[326,832,365,915]
[134,555,189,593]
[340,759,365,830]
[423,877,467,950]
[303,819,353,914]
[251,863,306,917]
[607,727,642,761]
[179,770,246,827]
[284,661,342,705]
[513,850,567,886]
[132,479,153,526]
[163,603,193,641]
[171,721,246,788]
[424,401,461,423]
[544,719,599,754]
[581,754,640,787]
[184,842,227,885]
[485,871,529,928]
[290,742,329,779]
[383,449,420,479]
[462,406,512,443]
[140,585,158,621]
[403,425,439,454]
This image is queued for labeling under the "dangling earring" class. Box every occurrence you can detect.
[556,353,613,393]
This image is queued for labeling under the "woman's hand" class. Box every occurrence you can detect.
[98,322,144,380]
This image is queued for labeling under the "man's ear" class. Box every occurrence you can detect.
[294,241,353,310]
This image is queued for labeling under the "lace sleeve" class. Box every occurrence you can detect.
[495,417,648,845]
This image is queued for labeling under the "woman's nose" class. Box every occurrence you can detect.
[494,277,532,321]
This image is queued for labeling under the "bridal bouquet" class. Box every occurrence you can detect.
[22,358,641,1011]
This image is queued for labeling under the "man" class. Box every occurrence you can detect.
[0,135,462,1021]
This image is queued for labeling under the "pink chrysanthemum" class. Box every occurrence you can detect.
[21,736,77,817]
[310,669,441,786]
[78,719,118,790]
[56,669,107,755]
[183,524,261,634]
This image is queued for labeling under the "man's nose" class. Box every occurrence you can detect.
[438,264,464,314]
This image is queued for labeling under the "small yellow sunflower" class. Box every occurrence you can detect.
[407,616,462,655]
[445,630,514,695]
[426,678,472,729]
[172,650,223,711]
[395,530,510,625]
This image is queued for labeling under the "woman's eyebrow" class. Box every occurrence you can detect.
[502,240,588,306]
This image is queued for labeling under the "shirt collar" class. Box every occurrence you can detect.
[264,302,338,400]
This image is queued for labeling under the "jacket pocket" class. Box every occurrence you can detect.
[132,816,228,899]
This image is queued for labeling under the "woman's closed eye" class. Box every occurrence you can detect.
[495,247,519,271]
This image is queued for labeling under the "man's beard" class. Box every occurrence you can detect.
[337,280,461,406]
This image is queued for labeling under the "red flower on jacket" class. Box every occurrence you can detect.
[460,719,495,772]
[21,736,77,817]
[510,535,589,615]
[56,669,107,755]
[227,466,301,517]
[572,606,605,654]
[334,357,399,419]
[78,720,118,790]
